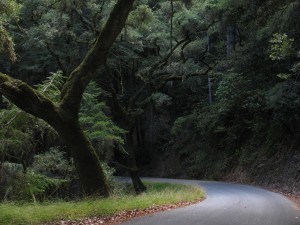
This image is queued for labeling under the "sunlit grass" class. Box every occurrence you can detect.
[0,182,204,225]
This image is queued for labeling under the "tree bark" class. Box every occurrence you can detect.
[54,121,110,196]
[129,169,146,193]
[125,141,147,193]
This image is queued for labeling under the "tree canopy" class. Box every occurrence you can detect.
[0,0,299,200]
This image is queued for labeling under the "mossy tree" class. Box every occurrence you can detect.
[0,0,135,196]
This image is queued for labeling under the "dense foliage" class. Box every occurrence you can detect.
[0,0,299,201]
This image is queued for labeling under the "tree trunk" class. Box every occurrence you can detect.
[227,25,236,55]
[125,132,147,193]
[54,120,110,196]
[108,84,147,193]
[126,147,146,193]
[129,169,146,193]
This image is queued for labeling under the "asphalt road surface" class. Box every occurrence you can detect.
[119,177,300,225]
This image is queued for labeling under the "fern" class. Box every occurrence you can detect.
[35,70,66,102]
[79,82,126,160]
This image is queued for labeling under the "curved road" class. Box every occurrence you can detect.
[119,177,300,225]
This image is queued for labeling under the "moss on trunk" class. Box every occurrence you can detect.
[55,121,110,196]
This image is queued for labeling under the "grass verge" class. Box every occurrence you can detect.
[0,182,205,225]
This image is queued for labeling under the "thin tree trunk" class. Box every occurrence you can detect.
[170,0,174,50]
[227,25,236,55]
[129,169,146,193]
[126,144,146,193]
[108,81,147,193]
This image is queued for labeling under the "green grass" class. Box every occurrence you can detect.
[0,182,205,225]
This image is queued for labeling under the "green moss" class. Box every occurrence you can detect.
[0,73,10,83]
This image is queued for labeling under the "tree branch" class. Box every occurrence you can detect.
[59,0,135,119]
[0,73,59,125]
[139,38,189,82]
[73,7,99,35]
[45,42,67,75]
[180,39,192,62]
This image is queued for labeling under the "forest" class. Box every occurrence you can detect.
[0,0,299,208]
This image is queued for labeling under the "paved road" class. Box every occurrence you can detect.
[119,177,300,225]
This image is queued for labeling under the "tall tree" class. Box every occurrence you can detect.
[0,0,135,196]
